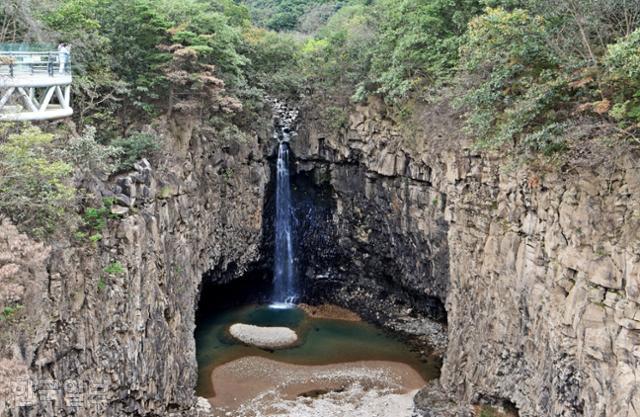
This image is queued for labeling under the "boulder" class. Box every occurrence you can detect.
[229,323,298,349]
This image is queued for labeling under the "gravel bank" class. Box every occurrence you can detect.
[209,356,426,417]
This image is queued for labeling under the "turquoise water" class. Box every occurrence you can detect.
[195,304,440,397]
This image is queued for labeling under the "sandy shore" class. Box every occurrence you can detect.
[298,304,362,321]
[209,356,425,417]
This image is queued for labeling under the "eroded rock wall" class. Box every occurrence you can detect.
[294,97,640,417]
[0,116,272,417]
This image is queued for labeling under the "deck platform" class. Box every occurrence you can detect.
[0,51,73,121]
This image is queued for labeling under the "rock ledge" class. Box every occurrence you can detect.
[229,323,298,349]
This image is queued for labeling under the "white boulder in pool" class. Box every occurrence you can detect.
[229,323,298,349]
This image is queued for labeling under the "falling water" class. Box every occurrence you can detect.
[273,139,296,306]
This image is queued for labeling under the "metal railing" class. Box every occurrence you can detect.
[0,51,71,77]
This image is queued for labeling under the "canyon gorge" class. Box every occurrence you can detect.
[1,94,638,417]
[3,0,640,416]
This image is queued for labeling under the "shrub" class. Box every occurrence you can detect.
[80,197,121,243]
[104,261,125,275]
[605,28,640,126]
[367,0,481,100]
[62,126,122,177]
[322,106,348,131]
[97,277,107,292]
[457,8,569,149]
[111,132,160,171]
[0,304,23,321]
[241,27,305,97]
[301,4,376,92]
[0,127,75,236]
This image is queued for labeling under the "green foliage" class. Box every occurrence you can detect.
[0,304,23,322]
[605,28,640,126]
[368,0,481,99]
[82,206,108,232]
[461,8,555,73]
[242,28,305,97]
[95,0,171,104]
[12,0,640,161]
[291,0,640,152]
[97,276,107,291]
[162,0,249,84]
[89,233,103,243]
[80,197,119,243]
[298,0,483,100]
[0,1,42,43]
[45,0,254,128]
[222,167,234,181]
[243,0,333,31]
[298,2,340,34]
[0,127,75,236]
[62,126,122,176]
[457,8,569,149]
[479,407,500,417]
[104,261,125,275]
[159,186,172,199]
[531,0,640,66]
[97,261,127,292]
[301,4,375,91]
[322,106,348,131]
[111,133,160,171]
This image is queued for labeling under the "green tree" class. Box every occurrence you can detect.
[242,27,304,97]
[457,7,566,149]
[302,4,375,93]
[243,0,331,31]
[605,28,640,129]
[0,127,75,236]
[94,0,171,114]
[42,0,126,130]
[62,126,122,177]
[367,0,482,99]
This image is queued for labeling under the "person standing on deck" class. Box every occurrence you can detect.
[57,43,69,73]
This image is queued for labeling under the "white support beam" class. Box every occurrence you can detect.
[28,87,41,108]
[0,107,73,121]
[39,86,56,112]
[17,87,38,112]
[0,87,15,108]
[55,86,66,109]
[63,85,71,108]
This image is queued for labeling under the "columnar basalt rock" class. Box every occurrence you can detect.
[294,97,640,417]
[0,116,272,417]
[1,95,638,417]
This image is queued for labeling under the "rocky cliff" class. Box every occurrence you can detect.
[292,97,640,417]
[1,95,638,417]
[0,115,272,417]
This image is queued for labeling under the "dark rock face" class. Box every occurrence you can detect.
[291,104,451,321]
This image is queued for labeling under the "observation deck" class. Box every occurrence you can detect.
[0,51,73,121]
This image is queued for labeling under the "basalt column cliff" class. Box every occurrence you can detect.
[293,97,640,417]
[0,116,272,417]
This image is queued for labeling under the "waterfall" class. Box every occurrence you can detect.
[271,100,299,307]
[273,140,296,306]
